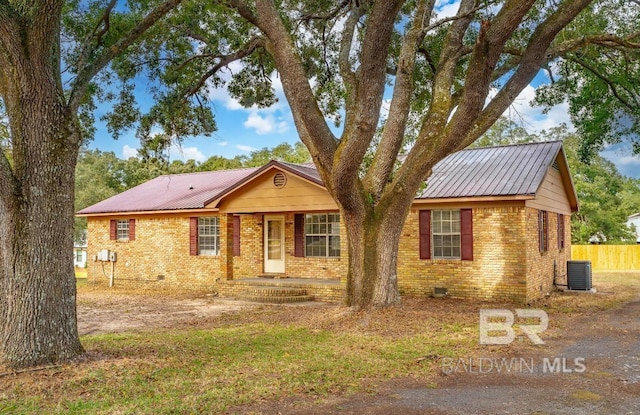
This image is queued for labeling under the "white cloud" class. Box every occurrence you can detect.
[207,68,294,136]
[379,98,392,122]
[501,85,574,135]
[168,144,206,163]
[124,140,205,163]
[243,111,289,135]
[217,141,228,146]
[434,1,502,25]
[435,0,461,19]
[601,144,640,178]
[236,144,257,152]
[122,145,139,159]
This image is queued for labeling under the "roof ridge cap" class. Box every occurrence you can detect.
[462,140,562,152]
[157,166,259,178]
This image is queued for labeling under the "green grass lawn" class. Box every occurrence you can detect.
[1,321,472,414]
[2,271,639,414]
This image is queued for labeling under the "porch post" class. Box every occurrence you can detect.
[220,213,235,280]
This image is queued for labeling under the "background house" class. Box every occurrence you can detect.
[77,141,578,303]
[74,243,87,268]
[74,230,88,268]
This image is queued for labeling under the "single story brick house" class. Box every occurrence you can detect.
[77,141,578,302]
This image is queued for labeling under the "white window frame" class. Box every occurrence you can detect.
[116,220,130,241]
[198,217,220,256]
[432,210,461,259]
[304,213,340,257]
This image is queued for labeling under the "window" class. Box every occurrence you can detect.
[558,213,565,250]
[198,217,220,256]
[432,210,461,259]
[538,210,549,252]
[304,213,340,257]
[116,220,129,241]
[75,249,83,262]
[110,219,135,241]
[419,209,473,261]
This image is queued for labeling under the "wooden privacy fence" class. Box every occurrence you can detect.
[572,245,640,271]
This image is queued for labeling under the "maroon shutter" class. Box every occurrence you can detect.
[543,211,549,251]
[110,220,117,240]
[419,210,431,260]
[294,214,304,257]
[557,213,564,250]
[129,219,136,241]
[538,211,544,252]
[460,209,473,261]
[189,217,198,256]
[232,216,241,256]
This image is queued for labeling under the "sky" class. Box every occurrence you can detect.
[87,1,640,179]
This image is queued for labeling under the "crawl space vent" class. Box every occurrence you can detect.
[273,172,287,188]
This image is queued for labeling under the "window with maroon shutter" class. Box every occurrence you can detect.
[110,220,117,240]
[189,217,198,256]
[557,213,565,250]
[232,216,241,256]
[294,214,304,257]
[460,209,473,261]
[129,219,136,241]
[419,210,431,259]
[538,210,549,252]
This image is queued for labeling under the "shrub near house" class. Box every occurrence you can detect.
[78,141,578,303]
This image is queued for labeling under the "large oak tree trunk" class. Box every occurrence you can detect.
[0,72,83,368]
[342,194,414,309]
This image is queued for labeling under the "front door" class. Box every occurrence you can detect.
[264,215,285,274]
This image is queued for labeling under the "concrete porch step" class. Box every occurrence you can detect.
[236,286,314,303]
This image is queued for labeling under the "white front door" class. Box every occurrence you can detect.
[264,215,285,274]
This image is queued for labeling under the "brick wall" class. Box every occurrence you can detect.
[87,211,348,290]
[87,214,221,290]
[230,214,263,277]
[397,205,528,302]
[231,212,347,279]
[284,213,348,280]
[86,205,570,302]
[524,207,571,302]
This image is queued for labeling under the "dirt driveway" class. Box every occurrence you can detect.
[76,291,258,335]
[284,298,640,415]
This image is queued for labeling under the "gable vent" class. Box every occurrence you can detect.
[552,161,560,171]
[273,172,287,188]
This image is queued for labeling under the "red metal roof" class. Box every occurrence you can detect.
[77,167,258,214]
[78,141,574,215]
